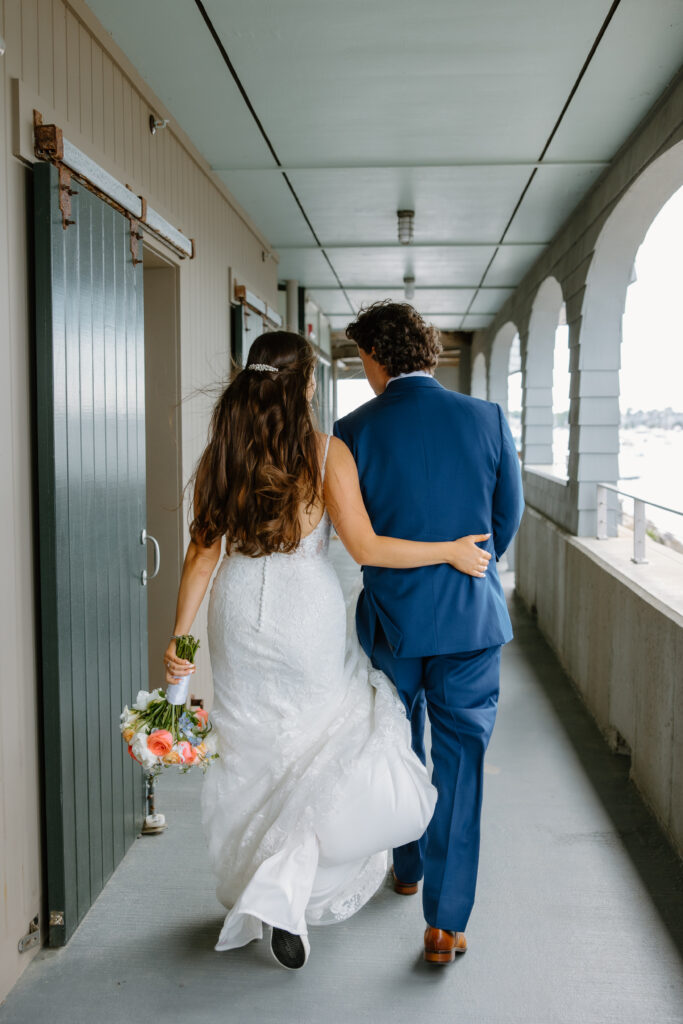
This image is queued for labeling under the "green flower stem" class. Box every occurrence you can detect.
[173,633,200,663]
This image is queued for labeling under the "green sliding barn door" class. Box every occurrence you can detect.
[34,162,147,946]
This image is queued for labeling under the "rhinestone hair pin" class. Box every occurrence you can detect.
[247,363,279,373]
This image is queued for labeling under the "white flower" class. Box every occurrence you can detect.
[119,705,139,730]
[132,688,163,712]
[131,730,158,770]
[204,732,219,757]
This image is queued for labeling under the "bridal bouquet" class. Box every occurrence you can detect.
[120,634,218,777]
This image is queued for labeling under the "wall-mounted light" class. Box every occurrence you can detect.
[0,35,6,57]
[403,275,415,300]
[397,209,414,245]
[149,114,169,136]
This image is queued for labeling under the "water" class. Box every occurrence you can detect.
[617,427,683,541]
[553,426,683,542]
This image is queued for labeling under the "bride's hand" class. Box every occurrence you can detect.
[447,534,493,577]
[163,639,196,686]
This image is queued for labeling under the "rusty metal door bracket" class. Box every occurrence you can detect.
[130,218,144,265]
[34,111,77,229]
[33,109,63,161]
[58,165,77,230]
[32,109,195,259]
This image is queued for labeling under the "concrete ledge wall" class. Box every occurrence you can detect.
[516,506,683,858]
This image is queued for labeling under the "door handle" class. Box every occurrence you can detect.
[141,529,161,586]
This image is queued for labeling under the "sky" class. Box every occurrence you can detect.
[620,184,683,412]
[338,184,683,419]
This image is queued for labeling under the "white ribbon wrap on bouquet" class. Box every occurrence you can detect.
[166,676,190,706]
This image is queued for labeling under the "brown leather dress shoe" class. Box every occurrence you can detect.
[424,926,467,963]
[391,867,418,895]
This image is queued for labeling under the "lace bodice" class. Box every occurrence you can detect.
[293,507,332,558]
[291,432,332,558]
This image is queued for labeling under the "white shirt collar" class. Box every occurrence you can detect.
[385,370,433,386]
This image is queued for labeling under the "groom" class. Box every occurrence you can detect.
[333,301,524,963]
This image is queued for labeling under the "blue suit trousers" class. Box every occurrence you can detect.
[370,626,501,932]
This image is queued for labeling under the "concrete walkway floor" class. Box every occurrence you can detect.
[2,547,682,1024]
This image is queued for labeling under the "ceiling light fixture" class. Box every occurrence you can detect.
[397,209,414,245]
[403,275,416,300]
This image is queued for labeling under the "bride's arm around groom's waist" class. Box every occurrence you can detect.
[324,436,493,579]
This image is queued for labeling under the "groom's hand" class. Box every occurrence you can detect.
[447,534,492,577]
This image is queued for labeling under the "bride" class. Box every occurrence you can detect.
[163,331,492,970]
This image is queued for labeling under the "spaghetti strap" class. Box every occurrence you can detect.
[321,434,331,482]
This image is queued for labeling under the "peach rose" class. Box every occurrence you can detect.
[163,750,181,764]
[194,708,209,728]
[177,741,197,764]
[122,727,135,743]
[196,742,207,757]
[147,729,174,757]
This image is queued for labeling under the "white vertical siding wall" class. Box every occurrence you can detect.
[0,0,278,1000]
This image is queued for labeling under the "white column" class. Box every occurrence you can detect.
[286,279,298,334]
[488,322,517,413]
[569,335,621,537]
[332,360,338,423]
[470,352,487,399]
[522,344,554,465]
[523,278,563,466]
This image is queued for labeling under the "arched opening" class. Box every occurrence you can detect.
[619,183,683,547]
[552,305,570,475]
[489,322,521,572]
[507,332,522,452]
[524,277,564,468]
[578,139,683,535]
[489,320,518,420]
[471,351,487,399]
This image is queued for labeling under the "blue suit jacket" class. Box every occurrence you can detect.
[333,376,524,658]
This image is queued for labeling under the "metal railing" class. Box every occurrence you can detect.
[596,483,683,564]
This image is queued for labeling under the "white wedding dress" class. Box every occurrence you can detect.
[201,439,437,951]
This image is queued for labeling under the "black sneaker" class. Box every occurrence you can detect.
[270,927,310,970]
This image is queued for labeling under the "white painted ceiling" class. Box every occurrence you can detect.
[88,0,683,332]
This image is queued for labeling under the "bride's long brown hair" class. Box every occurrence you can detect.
[189,331,321,556]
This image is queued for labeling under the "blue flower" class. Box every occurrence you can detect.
[178,711,201,745]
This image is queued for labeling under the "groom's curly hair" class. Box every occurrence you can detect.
[346,301,442,377]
